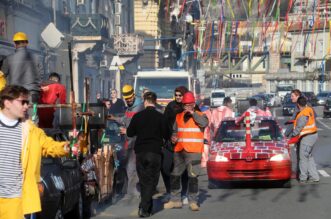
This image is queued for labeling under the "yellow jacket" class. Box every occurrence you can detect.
[21,120,68,214]
[0,71,6,91]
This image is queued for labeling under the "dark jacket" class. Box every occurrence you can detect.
[2,47,41,92]
[109,98,126,115]
[127,106,169,154]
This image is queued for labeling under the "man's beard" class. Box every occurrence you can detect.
[126,98,135,107]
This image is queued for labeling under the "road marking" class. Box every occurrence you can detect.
[317,118,331,129]
[318,170,331,177]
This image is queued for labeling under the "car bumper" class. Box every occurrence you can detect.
[318,100,326,105]
[207,160,292,181]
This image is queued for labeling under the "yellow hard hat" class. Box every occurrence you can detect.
[0,71,6,92]
[122,84,134,99]
[13,32,28,42]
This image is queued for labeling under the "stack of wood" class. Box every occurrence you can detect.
[93,144,115,202]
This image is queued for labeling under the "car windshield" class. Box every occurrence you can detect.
[303,92,314,97]
[318,93,329,97]
[215,120,283,142]
[211,92,225,98]
[326,99,331,105]
[277,86,293,92]
[283,98,293,104]
[136,77,188,99]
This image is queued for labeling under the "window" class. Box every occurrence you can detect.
[136,77,188,99]
[215,120,283,142]
[77,0,85,5]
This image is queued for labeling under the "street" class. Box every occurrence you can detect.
[94,106,331,219]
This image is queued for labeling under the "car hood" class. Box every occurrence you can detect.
[211,141,289,159]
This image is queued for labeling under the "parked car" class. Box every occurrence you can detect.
[251,94,268,109]
[317,92,331,105]
[302,92,318,106]
[265,93,281,107]
[207,117,291,188]
[38,129,85,219]
[323,98,331,117]
[282,97,296,116]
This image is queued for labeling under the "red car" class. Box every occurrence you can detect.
[207,117,292,188]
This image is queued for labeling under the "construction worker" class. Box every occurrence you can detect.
[291,96,319,183]
[164,91,208,211]
[284,89,302,137]
[1,32,41,103]
[116,84,144,198]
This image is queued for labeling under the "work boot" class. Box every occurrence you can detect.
[189,203,200,211]
[163,201,183,209]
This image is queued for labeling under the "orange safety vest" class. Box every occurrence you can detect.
[294,106,317,137]
[174,111,204,153]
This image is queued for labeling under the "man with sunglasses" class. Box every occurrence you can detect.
[0,85,70,219]
[163,86,189,201]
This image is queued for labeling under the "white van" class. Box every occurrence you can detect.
[210,89,226,107]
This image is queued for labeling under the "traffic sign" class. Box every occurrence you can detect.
[109,56,125,70]
[41,23,64,49]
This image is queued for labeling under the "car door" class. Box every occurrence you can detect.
[61,158,82,214]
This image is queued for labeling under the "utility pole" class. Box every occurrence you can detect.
[52,0,56,27]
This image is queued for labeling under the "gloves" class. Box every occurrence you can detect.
[284,120,294,125]
[288,136,300,144]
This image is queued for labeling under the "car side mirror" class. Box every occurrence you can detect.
[62,159,78,169]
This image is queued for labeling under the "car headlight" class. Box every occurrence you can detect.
[215,154,229,162]
[270,154,290,161]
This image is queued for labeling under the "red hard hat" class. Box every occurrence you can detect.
[182,91,195,104]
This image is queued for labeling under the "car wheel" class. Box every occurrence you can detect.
[55,207,64,219]
[208,179,219,189]
[281,180,291,188]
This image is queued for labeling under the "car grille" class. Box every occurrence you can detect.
[227,169,272,176]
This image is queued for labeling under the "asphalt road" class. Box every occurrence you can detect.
[94,106,331,219]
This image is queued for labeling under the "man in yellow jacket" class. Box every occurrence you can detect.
[0,85,70,219]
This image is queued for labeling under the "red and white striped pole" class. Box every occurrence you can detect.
[245,111,252,150]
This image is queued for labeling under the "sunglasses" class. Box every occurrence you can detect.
[15,99,30,106]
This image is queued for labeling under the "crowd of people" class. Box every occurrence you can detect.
[0,31,320,219]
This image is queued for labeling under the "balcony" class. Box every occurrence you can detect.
[71,14,109,39]
[114,34,144,56]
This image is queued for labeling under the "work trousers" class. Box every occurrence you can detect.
[0,197,23,219]
[127,148,140,196]
[136,152,161,213]
[299,133,319,181]
[170,151,201,204]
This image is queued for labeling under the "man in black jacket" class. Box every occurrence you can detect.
[127,91,169,217]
